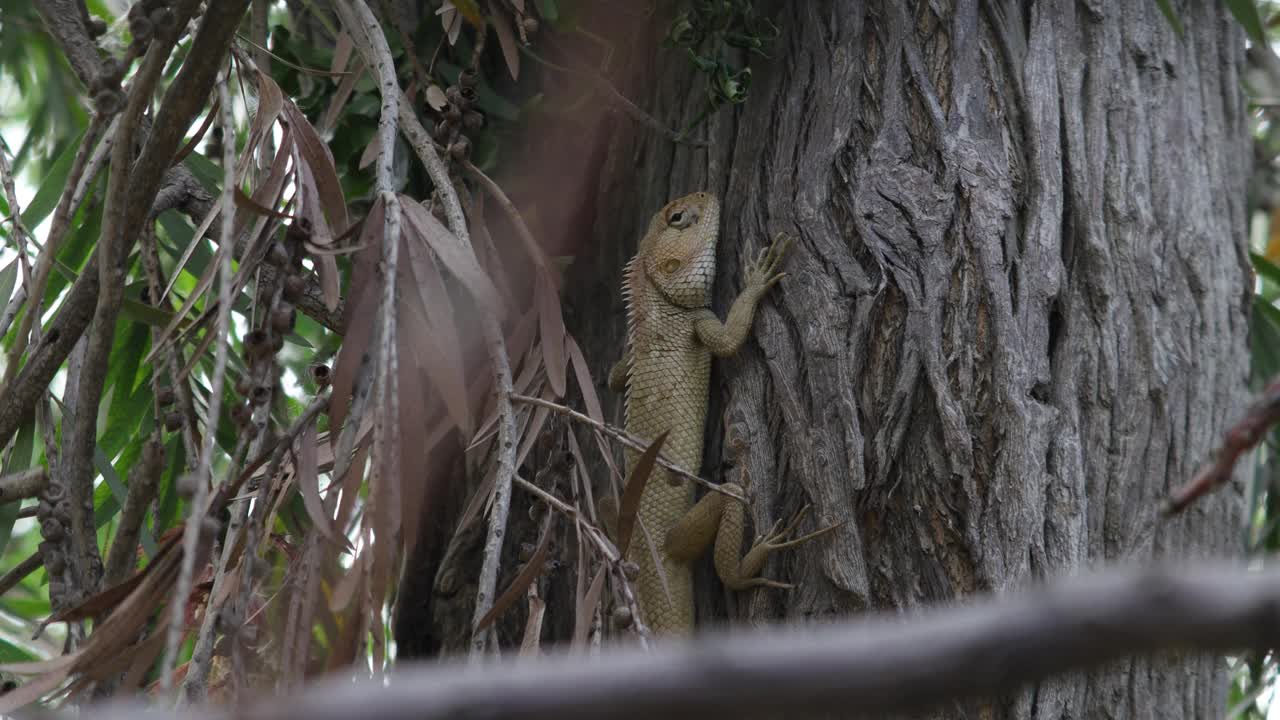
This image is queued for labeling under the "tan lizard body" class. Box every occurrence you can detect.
[610,191,809,635]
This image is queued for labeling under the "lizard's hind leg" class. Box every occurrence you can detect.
[663,484,844,592]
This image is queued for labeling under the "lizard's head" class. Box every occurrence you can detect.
[638,191,720,308]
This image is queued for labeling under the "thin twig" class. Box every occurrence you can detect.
[336,0,404,674]
[1164,375,1280,514]
[510,394,744,503]
[163,60,239,693]
[0,553,42,598]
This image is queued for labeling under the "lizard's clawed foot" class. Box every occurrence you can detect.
[746,232,792,293]
[758,504,845,552]
[730,504,846,591]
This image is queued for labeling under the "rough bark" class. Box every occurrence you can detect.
[560,1,1250,718]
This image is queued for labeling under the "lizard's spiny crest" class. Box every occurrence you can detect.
[636,192,720,309]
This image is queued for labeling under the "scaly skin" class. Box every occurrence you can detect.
[610,191,797,635]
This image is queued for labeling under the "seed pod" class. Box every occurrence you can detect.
[433,119,452,141]
[449,137,471,161]
[621,560,640,581]
[518,542,535,563]
[267,241,290,267]
[235,376,252,396]
[40,518,64,542]
[286,217,313,244]
[130,16,153,44]
[445,85,463,107]
[522,16,539,34]
[444,104,462,124]
[270,305,296,334]
[271,333,285,353]
[243,329,271,361]
[282,274,306,303]
[231,402,252,426]
[150,7,175,36]
[88,18,108,37]
[157,385,176,406]
[611,606,633,629]
[458,67,480,89]
[164,411,184,432]
[463,111,484,132]
[53,501,71,525]
[308,363,330,388]
[92,88,124,115]
[250,383,272,405]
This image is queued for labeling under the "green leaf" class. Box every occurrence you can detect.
[1252,252,1280,287]
[19,126,85,231]
[0,637,38,663]
[183,152,223,194]
[0,259,20,314]
[1224,0,1266,44]
[535,0,559,20]
[1153,0,1185,36]
[0,420,34,557]
[1251,300,1280,387]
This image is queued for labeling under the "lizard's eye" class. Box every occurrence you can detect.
[667,209,693,228]
[659,258,681,274]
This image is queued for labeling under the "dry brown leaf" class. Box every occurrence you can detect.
[514,400,551,469]
[490,8,521,80]
[572,562,608,649]
[234,186,295,221]
[296,423,335,541]
[321,57,366,136]
[329,547,365,612]
[474,512,553,632]
[400,197,504,316]
[282,99,350,236]
[0,665,71,713]
[536,270,567,397]
[565,334,603,422]
[318,253,341,311]
[330,31,354,75]
[426,84,448,110]
[615,431,668,556]
[519,594,545,657]
[329,199,385,441]
[232,71,285,181]
[467,193,516,310]
[402,224,474,435]
[120,627,168,691]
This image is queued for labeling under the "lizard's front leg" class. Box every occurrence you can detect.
[663,483,841,591]
[694,234,791,356]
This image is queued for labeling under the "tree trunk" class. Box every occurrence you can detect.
[562,1,1250,717]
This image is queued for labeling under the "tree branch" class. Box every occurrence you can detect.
[0,468,48,505]
[84,563,1280,720]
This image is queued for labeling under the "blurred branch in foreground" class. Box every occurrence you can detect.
[79,562,1280,720]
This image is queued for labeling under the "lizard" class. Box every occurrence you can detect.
[605,190,835,635]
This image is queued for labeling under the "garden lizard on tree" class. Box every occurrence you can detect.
[606,191,833,635]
